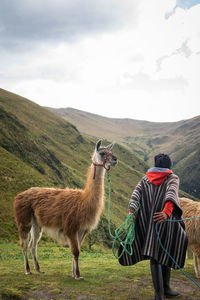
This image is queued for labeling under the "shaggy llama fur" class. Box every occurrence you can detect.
[14,140,117,279]
[180,197,200,278]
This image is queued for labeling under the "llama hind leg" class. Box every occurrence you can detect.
[78,230,89,246]
[19,230,32,275]
[69,235,83,280]
[29,218,44,273]
[72,230,88,280]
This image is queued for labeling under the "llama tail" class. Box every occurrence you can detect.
[14,192,33,245]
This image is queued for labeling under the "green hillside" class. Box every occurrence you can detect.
[48,107,200,199]
[0,147,50,240]
[0,88,150,242]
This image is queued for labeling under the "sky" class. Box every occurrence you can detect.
[1,0,200,122]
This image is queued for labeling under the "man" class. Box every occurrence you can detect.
[118,154,188,300]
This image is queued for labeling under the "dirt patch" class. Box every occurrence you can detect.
[23,289,63,300]
[170,278,200,299]
[20,278,200,300]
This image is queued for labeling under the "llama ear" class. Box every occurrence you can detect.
[106,142,115,151]
[96,139,102,151]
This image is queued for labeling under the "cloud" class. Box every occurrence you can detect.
[1,0,200,122]
[0,0,136,51]
[165,0,200,19]
[130,54,145,63]
[156,55,170,72]
[174,40,192,57]
[156,40,192,72]
[165,6,177,20]
[122,72,188,93]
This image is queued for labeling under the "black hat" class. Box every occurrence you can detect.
[154,153,172,169]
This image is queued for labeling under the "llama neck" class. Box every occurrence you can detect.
[84,164,105,204]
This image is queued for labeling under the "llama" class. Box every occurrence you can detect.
[179,197,200,278]
[14,140,117,279]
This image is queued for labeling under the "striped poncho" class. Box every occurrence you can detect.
[118,172,188,269]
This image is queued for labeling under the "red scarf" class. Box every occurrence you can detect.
[146,169,172,186]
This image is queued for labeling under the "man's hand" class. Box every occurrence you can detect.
[153,212,168,223]
[128,210,136,220]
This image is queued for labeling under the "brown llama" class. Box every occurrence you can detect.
[14,140,117,279]
[179,197,200,278]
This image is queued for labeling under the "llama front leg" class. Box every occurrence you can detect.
[70,235,84,280]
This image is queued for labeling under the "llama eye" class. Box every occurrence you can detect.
[100,151,106,156]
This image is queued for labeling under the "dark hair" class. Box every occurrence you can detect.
[154,153,172,169]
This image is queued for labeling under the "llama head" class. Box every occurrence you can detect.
[92,139,117,168]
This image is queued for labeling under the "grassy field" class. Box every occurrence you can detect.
[0,243,200,300]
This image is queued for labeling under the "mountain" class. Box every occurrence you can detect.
[0,88,151,242]
[47,107,200,199]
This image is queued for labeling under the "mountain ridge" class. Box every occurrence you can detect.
[0,88,150,242]
[47,106,200,198]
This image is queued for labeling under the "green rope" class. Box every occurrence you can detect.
[107,173,200,288]
[107,173,140,259]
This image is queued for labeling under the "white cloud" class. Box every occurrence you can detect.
[122,72,188,93]
[165,0,200,19]
[156,40,192,72]
[1,0,200,122]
